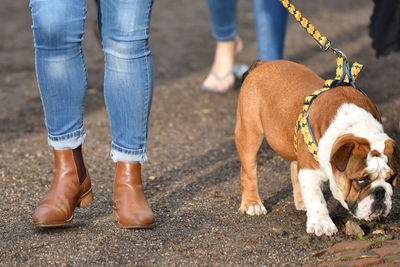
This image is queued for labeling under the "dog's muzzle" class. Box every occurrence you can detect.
[369,187,388,218]
[352,186,391,221]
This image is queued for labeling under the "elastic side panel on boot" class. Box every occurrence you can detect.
[72,146,87,185]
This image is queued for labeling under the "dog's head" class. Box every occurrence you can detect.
[328,133,398,221]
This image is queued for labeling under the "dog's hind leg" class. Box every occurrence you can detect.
[290,161,305,211]
[235,119,266,216]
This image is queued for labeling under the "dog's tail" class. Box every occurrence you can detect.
[241,60,267,84]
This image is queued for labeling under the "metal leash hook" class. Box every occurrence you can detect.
[322,40,348,61]
[322,39,353,84]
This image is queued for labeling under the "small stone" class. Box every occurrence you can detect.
[387,225,400,231]
[312,249,327,257]
[149,176,156,181]
[268,227,286,236]
[372,229,385,235]
[345,220,364,236]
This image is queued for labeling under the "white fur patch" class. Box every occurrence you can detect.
[367,154,390,179]
[245,204,267,216]
[354,195,374,219]
[298,169,338,236]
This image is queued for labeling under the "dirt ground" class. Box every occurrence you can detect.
[1,0,400,266]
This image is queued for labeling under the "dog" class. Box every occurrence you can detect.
[235,60,398,236]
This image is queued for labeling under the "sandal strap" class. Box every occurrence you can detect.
[209,69,234,82]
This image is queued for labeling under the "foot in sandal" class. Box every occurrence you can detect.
[201,36,248,93]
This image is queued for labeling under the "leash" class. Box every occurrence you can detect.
[278,0,367,162]
[278,0,347,60]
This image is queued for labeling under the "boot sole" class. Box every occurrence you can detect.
[112,209,155,229]
[32,215,74,228]
[33,189,93,228]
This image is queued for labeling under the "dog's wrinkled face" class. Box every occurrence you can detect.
[329,134,398,221]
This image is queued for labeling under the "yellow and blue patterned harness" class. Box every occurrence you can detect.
[277,0,368,162]
[293,57,366,162]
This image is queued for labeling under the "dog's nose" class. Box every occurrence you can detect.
[373,187,385,200]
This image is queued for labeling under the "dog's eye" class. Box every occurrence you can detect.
[354,177,369,188]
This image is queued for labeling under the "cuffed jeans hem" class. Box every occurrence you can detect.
[213,32,236,42]
[47,128,86,150]
[110,144,148,164]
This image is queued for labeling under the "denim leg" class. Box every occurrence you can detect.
[206,0,237,41]
[29,0,87,150]
[98,0,154,163]
[254,0,288,60]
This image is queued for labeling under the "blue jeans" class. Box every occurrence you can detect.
[29,0,154,163]
[206,0,288,60]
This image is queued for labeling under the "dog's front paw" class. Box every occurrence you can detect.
[306,215,338,236]
[240,200,267,216]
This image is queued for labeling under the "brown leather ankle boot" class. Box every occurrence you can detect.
[33,146,93,227]
[113,162,155,229]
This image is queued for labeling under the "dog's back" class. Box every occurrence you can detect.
[236,60,324,160]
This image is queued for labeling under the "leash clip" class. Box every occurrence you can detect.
[321,40,331,51]
[329,46,348,62]
[323,40,348,61]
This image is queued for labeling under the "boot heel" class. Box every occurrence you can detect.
[78,189,93,208]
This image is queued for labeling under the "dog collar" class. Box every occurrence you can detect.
[294,57,366,162]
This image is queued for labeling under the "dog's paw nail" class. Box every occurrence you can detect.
[244,204,267,216]
[307,216,337,236]
[254,205,265,215]
[323,225,337,236]
[262,207,267,214]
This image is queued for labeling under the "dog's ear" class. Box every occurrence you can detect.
[330,134,370,172]
[331,142,354,172]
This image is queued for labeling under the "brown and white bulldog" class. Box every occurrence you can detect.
[235,60,399,236]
